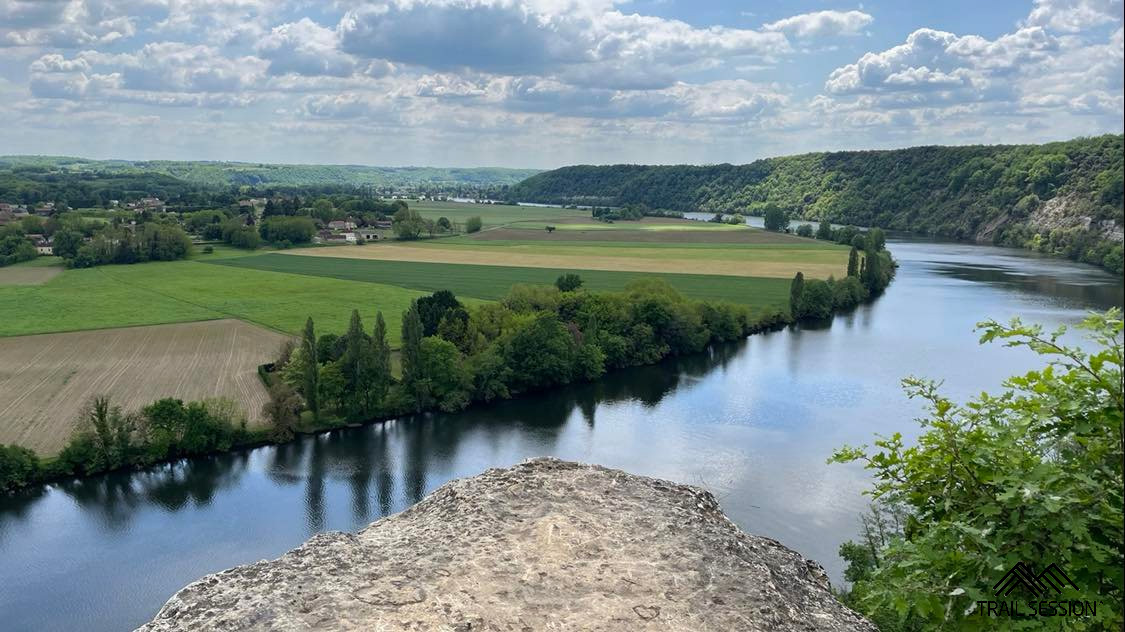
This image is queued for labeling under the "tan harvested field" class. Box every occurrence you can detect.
[0,319,289,455]
[0,265,63,285]
[285,242,846,279]
[469,226,808,243]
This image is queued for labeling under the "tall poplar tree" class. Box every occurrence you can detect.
[301,317,319,420]
[847,247,859,277]
[789,271,805,318]
[401,301,424,395]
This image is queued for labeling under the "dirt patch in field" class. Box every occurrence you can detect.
[0,319,290,455]
[0,265,63,285]
[286,243,844,279]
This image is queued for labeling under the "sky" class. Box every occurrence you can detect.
[0,0,1122,168]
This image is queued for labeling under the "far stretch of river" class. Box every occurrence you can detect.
[0,235,1121,632]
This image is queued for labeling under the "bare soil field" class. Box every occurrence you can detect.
[0,319,289,454]
[0,265,63,285]
[285,242,845,279]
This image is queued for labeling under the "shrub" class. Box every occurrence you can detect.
[0,444,40,492]
[555,273,583,292]
[831,311,1124,630]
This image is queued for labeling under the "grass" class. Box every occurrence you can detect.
[398,239,847,263]
[213,253,792,310]
[0,260,439,343]
[409,200,588,226]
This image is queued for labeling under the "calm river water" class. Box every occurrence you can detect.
[1,236,1121,631]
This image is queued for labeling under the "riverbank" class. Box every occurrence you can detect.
[2,242,894,494]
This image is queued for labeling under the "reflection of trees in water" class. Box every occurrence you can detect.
[0,485,46,546]
[0,334,755,534]
[140,453,251,512]
[935,264,1123,308]
[41,453,253,532]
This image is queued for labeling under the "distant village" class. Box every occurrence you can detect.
[0,191,511,256]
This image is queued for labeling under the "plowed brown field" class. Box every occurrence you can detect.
[0,319,289,454]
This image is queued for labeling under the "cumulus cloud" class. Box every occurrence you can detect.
[1023,0,1123,32]
[0,0,139,47]
[337,0,789,89]
[762,10,873,38]
[256,18,356,77]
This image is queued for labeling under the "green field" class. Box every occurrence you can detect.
[0,260,437,343]
[212,253,791,309]
[409,201,589,226]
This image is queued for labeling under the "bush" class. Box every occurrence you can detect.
[465,216,483,233]
[831,311,1124,630]
[0,444,40,492]
[795,224,814,238]
[555,273,583,292]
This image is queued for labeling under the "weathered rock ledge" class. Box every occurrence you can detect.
[138,458,875,631]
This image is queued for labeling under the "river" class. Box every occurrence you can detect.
[1,236,1121,632]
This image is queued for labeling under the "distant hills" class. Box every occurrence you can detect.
[0,156,540,189]
[508,135,1124,273]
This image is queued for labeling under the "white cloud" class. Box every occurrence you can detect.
[1023,0,1123,32]
[762,10,873,38]
[337,0,789,89]
[256,18,356,77]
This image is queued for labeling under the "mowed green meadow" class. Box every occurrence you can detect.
[213,253,791,309]
[410,200,588,226]
[0,259,434,343]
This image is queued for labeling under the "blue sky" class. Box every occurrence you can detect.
[0,0,1121,168]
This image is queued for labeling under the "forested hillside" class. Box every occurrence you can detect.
[509,135,1124,273]
[0,156,538,191]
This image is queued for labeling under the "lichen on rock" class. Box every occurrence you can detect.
[138,458,876,631]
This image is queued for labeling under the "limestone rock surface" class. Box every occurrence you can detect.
[138,458,876,631]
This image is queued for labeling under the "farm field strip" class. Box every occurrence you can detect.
[0,260,434,341]
[398,240,849,264]
[0,319,288,455]
[283,243,846,279]
[213,253,793,307]
[0,264,63,286]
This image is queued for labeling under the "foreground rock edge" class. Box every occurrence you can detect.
[138,457,876,631]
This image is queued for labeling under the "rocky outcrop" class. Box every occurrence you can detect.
[1029,193,1124,243]
[138,458,876,631]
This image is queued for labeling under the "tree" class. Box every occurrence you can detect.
[301,317,319,420]
[416,290,462,337]
[762,204,789,232]
[465,216,483,233]
[392,207,425,240]
[847,247,860,277]
[555,273,583,292]
[789,271,804,317]
[816,220,833,240]
[831,311,1124,630]
[260,216,315,244]
[370,311,391,405]
[262,382,301,438]
[867,227,886,251]
[0,444,40,492]
[52,229,84,259]
[436,216,452,232]
[400,301,424,400]
[796,224,814,238]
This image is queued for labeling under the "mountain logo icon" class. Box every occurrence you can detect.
[993,562,1078,597]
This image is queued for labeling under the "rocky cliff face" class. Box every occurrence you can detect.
[138,458,876,631]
